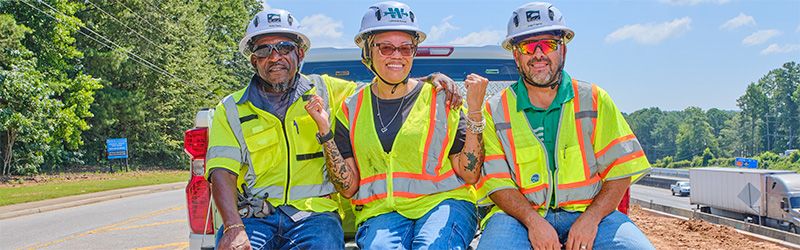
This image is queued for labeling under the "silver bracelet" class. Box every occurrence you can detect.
[466,115,485,134]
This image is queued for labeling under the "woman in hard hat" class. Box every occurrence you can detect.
[317,1,489,249]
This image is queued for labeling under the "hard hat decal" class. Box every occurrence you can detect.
[253,17,259,27]
[287,14,293,26]
[527,10,540,22]
[549,8,555,21]
[513,13,519,27]
[384,8,409,19]
[531,174,540,183]
[267,14,281,23]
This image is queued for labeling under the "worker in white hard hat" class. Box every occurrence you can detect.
[305,1,488,249]
[475,2,654,250]
[206,8,463,250]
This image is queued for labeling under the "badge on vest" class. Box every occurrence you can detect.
[355,205,364,211]
[530,173,540,183]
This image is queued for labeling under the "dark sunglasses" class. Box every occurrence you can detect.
[252,41,297,58]
[515,39,563,55]
[372,43,417,57]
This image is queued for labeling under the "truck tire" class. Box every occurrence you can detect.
[790,224,798,234]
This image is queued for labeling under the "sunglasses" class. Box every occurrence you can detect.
[372,43,417,57]
[252,41,297,58]
[515,39,563,55]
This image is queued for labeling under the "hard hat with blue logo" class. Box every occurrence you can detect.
[354,1,426,48]
[239,9,310,57]
[502,2,575,51]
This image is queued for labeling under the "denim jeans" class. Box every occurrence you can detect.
[215,205,344,250]
[477,209,654,250]
[356,199,478,250]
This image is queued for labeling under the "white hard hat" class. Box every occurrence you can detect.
[354,1,426,48]
[238,9,310,57]
[501,2,575,51]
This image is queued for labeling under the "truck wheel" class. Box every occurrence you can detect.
[671,190,675,196]
[790,224,798,234]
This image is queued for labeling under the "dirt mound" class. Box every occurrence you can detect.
[630,205,789,249]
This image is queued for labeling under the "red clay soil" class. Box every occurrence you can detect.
[629,205,790,249]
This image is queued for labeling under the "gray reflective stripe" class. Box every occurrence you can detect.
[222,96,257,191]
[477,186,516,204]
[495,122,511,131]
[423,91,450,176]
[575,111,597,119]
[207,146,241,162]
[574,81,598,177]
[555,181,601,205]
[289,183,336,200]
[487,92,519,185]
[354,178,388,201]
[393,174,465,196]
[251,185,285,200]
[523,188,548,206]
[596,138,643,171]
[483,159,510,175]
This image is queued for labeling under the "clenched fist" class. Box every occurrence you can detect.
[464,73,489,113]
[303,94,331,134]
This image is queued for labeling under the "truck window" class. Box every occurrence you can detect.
[302,59,520,82]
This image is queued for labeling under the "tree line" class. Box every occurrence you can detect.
[626,62,800,170]
[1,0,259,175]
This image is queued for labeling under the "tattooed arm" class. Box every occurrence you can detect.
[304,95,360,198]
[450,111,484,184]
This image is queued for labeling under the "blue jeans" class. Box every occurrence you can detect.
[356,199,478,250]
[215,206,344,250]
[477,209,654,250]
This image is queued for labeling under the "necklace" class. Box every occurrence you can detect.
[374,86,408,133]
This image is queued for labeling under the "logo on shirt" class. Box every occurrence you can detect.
[531,173,540,183]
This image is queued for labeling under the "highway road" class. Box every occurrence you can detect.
[0,189,190,250]
[630,184,694,210]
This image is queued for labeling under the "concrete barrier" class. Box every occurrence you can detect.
[636,176,679,189]
[632,198,800,246]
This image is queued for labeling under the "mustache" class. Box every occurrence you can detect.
[526,57,551,67]
[267,61,290,70]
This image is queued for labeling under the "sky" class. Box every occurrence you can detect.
[260,0,800,112]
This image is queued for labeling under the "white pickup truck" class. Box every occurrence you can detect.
[670,181,691,196]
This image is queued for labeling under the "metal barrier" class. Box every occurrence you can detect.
[650,167,689,179]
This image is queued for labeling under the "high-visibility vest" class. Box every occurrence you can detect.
[338,83,476,225]
[477,79,650,223]
[205,74,356,213]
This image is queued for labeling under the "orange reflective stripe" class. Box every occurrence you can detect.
[572,81,592,180]
[434,93,452,176]
[352,193,387,205]
[484,154,505,161]
[501,91,522,186]
[394,184,470,199]
[557,174,601,189]
[600,150,646,178]
[590,83,598,144]
[393,169,456,182]
[421,89,437,175]
[350,90,365,170]
[475,172,511,190]
[360,173,387,185]
[521,183,548,194]
[341,102,349,124]
[558,198,593,207]
[485,102,493,117]
[595,134,637,159]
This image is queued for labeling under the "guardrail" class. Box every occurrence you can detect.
[650,167,689,179]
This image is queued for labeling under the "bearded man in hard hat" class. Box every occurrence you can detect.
[205,8,462,250]
[475,2,654,250]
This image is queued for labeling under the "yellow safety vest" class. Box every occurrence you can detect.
[205,74,356,213]
[338,82,476,225]
[477,79,651,224]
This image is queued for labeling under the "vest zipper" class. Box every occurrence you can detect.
[281,118,291,205]
[551,107,567,214]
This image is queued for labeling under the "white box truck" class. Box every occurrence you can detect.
[690,167,800,233]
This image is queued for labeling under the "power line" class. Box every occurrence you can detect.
[83,0,176,58]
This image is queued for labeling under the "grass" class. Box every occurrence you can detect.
[0,170,188,206]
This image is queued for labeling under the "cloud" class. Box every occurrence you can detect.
[261,0,270,10]
[660,0,730,5]
[720,13,756,30]
[428,15,459,42]
[605,17,692,45]
[448,30,504,46]
[761,44,800,55]
[742,29,781,46]
[298,14,350,47]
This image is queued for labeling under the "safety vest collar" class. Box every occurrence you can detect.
[512,70,575,112]
[236,73,313,106]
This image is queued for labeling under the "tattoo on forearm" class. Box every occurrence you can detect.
[462,132,485,174]
[323,140,352,192]
[465,152,479,171]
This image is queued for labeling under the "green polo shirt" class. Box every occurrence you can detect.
[511,71,574,207]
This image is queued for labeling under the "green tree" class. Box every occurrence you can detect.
[675,107,719,161]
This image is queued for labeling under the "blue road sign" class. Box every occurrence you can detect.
[106,138,128,159]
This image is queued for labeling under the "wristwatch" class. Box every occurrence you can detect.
[316,130,334,144]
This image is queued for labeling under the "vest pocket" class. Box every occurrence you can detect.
[244,125,279,153]
[293,115,324,159]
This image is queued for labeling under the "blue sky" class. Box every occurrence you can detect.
[262,0,800,112]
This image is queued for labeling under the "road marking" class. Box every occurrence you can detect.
[133,241,190,250]
[19,205,183,250]
[105,219,186,232]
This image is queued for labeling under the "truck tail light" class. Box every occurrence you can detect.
[186,175,214,234]
[184,128,209,158]
[618,188,631,215]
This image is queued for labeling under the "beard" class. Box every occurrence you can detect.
[257,63,295,93]
[523,57,559,86]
